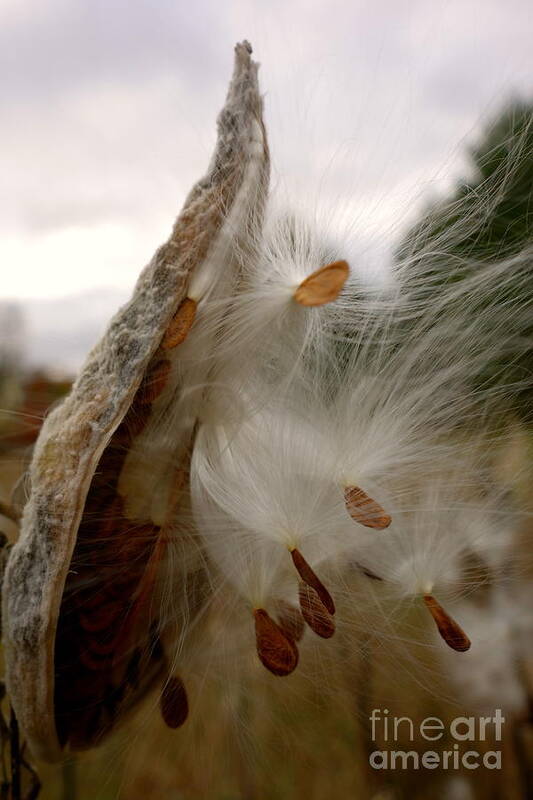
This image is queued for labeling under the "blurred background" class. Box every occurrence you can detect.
[1,1,532,798]
[1,0,532,375]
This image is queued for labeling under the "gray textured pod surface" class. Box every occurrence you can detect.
[2,41,269,761]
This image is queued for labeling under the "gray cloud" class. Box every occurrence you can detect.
[1,0,230,101]
[1,0,531,366]
[3,0,531,230]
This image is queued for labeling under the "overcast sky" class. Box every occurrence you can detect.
[1,0,531,368]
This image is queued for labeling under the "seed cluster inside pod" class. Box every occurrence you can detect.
[54,363,187,748]
[2,39,271,761]
[51,41,271,751]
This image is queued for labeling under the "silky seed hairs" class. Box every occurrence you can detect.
[3,41,532,767]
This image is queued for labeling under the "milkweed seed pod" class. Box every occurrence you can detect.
[2,41,270,762]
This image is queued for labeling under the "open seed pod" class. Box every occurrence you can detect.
[2,41,269,762]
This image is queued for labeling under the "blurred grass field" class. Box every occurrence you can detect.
[1,371,532,800]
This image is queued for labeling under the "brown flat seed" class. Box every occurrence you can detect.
[294,260,349,307]
[253,608,299,676]
[275,600,305,642]
[290,548,335,615]
[139,359,172,405]
[298,584,335,639]
[423,595,471,652]
[344,486,391,530]
[161,297,198,349]
[160,675,189,728]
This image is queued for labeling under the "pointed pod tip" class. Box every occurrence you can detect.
[233,40,255,73]
[423,595,471,653]
[237,40,253,55]
[294,260,349,307]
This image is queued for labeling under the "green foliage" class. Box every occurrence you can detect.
[397,99,533,424]
[401,99,533,264]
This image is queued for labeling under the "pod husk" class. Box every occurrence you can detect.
[2,41,269,762]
